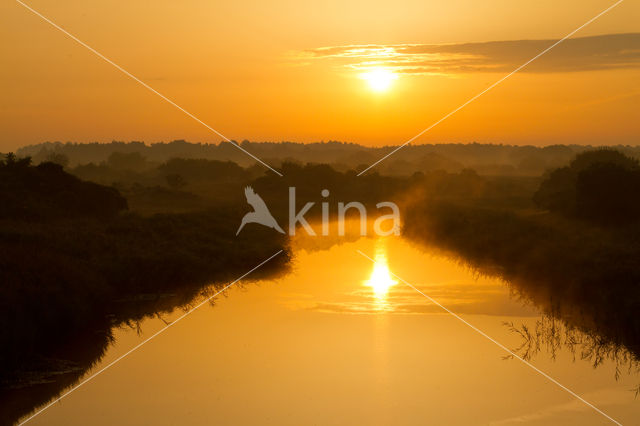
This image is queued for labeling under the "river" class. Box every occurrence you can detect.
[17,234,640,425]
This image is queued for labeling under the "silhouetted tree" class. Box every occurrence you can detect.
[576,163,640,225]
[0,154,127,220]
[165,173,187,189]
[44,151,69,168]
[534,149,640,225]
[107,151,148,171]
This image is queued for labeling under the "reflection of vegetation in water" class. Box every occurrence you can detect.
[504,316,640,396]
[402,150,640,360]
[0,328,113,426]
[0,154,291,425]
[3,276,289,426]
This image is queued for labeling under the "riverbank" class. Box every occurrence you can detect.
[402,200,640,358]
[0,157,291,392]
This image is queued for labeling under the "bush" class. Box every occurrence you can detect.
[534,149,640,225]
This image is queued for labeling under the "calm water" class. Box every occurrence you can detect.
[21,235,640,425]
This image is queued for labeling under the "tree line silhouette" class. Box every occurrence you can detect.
[2,145,640,424]
[18,139,640,177]
[0,153,289,413]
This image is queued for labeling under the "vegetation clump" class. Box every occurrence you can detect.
[534,149,640,225]
[0,154,289,388]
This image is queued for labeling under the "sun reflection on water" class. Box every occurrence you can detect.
[364,244,397,306]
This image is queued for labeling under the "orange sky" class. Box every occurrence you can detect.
[1,0,639,151]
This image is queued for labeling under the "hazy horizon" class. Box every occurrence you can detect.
[13,138,640,149]
[2,0,639,151]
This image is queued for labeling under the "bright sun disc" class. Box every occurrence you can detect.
[361,68,397,92]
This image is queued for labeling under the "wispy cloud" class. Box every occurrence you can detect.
[300,33,640,75]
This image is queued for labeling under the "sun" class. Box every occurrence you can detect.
[360,68,397,93]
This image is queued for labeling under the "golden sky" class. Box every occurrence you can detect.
[1,0,639,151]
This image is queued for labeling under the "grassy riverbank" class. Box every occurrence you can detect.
[0,156,290,388]
[403,201,640,357]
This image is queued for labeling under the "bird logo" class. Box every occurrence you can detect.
[236,186,285,235]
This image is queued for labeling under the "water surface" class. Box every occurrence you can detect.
[21,235,640,425]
